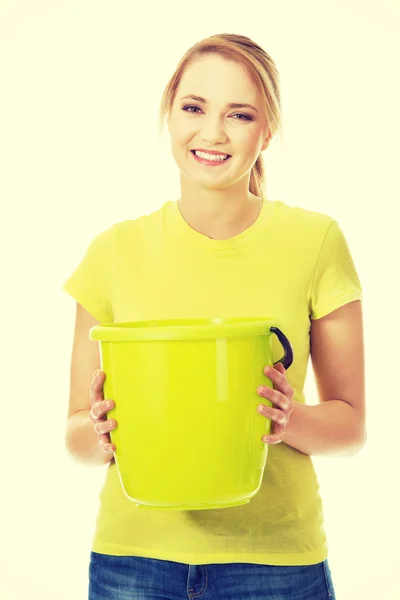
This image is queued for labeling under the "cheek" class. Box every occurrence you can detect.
[243,128,264,148]
[228,126,261,152]
[169,113,193,134]
[170,127,194,151]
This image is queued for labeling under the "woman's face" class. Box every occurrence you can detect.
[168,54,270,191]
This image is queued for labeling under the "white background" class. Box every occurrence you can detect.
[1,1,399,598]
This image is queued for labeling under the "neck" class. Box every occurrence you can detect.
[177,193,263,240]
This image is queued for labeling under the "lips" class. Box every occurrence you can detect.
[191,150,231,158]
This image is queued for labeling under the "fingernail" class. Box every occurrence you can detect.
[92,371,101,385]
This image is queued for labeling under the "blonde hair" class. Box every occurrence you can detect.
[158,33,283,198]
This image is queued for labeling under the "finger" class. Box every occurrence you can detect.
[98,432,111,445]
[271,368,286,390]
[89,399,111,423]
[265,365,284,388]
[264,432,285,444]
[266,362,285,377]
[89,371,106,419]
[263,421,286,445]
[268,390,292,415]
[259,403,288,427]
[272,407,288,427]
[259,386,287,410]
[265,365,293,398]
[89,371,105,407]
[94,418,116,435]
[99,434,115,452]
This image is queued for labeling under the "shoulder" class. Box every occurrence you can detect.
[270,199,335,244]
[105,202,174,253]
[107,201,169,237]
[272,199,334,227]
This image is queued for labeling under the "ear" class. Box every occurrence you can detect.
[260,131,272,152]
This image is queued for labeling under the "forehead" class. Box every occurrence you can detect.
[177,55,258,103]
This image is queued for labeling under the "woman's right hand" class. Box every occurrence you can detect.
[89,370,117,454]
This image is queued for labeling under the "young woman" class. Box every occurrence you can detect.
[63,33,365,600]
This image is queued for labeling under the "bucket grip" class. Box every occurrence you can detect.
[270,326,294,370]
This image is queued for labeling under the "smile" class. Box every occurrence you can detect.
[191,150,232,166]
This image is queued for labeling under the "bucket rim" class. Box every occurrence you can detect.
[89,316,284,342]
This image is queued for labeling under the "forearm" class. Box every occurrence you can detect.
[65,409,113,466]
[283,399,366,457]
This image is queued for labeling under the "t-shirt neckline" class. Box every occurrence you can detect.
[168,197,273,250]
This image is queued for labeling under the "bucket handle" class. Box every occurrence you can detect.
[270,327,294,370]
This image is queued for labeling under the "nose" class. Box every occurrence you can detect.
[199,118,228,146]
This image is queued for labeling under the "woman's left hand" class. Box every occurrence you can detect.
[257,362,295,444]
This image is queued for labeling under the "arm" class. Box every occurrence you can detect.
[284,300,367,456]
[283,399,366,456]
[66,409,114,466]
[64,303,114,467]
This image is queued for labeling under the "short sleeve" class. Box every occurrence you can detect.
[309,219,362,320]
[61,226,114,323]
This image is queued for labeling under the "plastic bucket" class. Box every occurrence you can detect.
[89,317,293,511]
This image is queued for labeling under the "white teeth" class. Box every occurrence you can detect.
[194,150,229,161]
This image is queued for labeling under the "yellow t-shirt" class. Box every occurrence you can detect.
[62,198,362,566]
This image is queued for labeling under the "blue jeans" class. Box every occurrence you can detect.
[88,551,336,599]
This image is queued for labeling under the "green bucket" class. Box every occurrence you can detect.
[89,317,293,511]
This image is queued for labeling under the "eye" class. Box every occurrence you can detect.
[181,105,252,121]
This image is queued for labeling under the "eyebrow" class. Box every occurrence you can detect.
[180,94,259,114]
